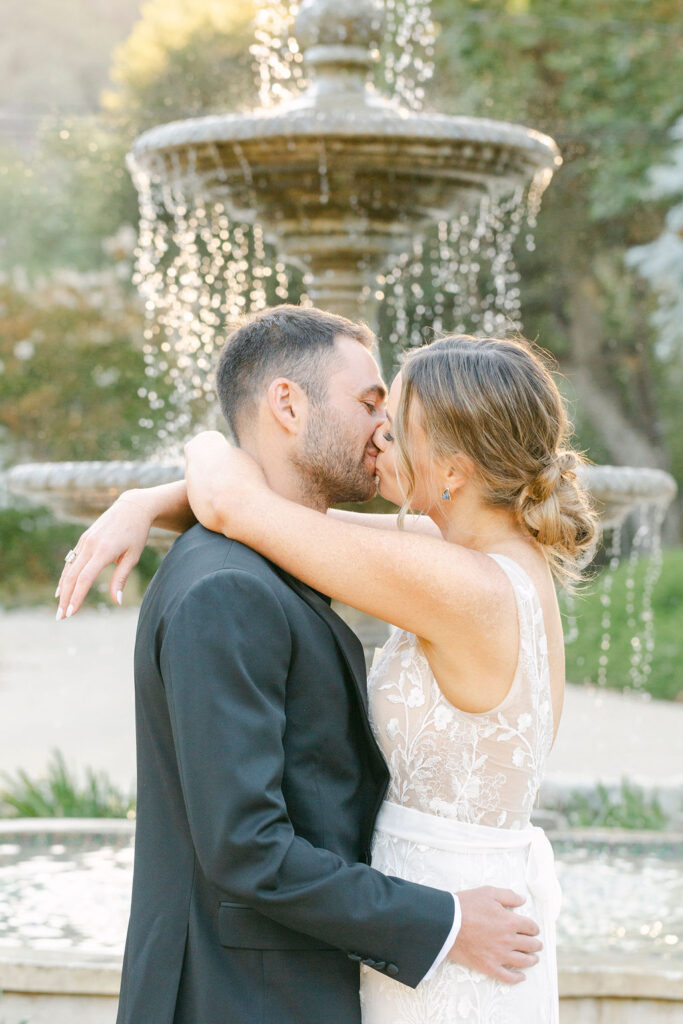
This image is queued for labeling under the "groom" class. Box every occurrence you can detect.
[117,305,541,1024]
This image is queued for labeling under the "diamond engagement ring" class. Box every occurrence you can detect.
[64,549,78,564]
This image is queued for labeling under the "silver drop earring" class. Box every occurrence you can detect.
[442,488,451,501]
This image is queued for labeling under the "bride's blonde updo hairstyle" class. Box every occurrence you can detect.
[394,334,599,586]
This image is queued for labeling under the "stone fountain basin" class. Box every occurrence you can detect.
[0,820,680,1024]
[4,460,185,527]
[130,108,560,255]
[132,107,560,183]
[4,459,677,530]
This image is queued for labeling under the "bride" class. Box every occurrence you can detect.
[57,330,597,1022]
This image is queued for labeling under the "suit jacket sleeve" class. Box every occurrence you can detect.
[159,567,454,988]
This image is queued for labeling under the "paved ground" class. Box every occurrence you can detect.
[1,606,682,793]
[0,608,139,792]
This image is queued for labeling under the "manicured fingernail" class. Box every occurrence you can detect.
[55,586,60,599]
[56,607,64,621]
[66,604,74,619]
[116,591,123,606]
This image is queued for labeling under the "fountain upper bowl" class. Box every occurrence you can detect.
[129,104,561,273]
[130,104,561,198]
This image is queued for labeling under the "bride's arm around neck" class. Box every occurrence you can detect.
[185,433,512,648]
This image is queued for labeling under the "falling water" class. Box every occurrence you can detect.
[250,0,436,111]
[129,0,544,442]
[597,523,623,689]
[251,1,306,108]
[379,0,436,110]
[562,501,668,694]
[130,167,546,441]
[130,156,294,444]
[376,185,536,371]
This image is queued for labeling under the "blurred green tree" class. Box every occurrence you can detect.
[628,116,683,356]
[429,0,682,498]
[0,276,168,461]
[0,0,258,276]
[0,124,135,274]
[102,0,258,130]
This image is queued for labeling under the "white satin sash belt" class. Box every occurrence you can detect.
[375,802,561,1024]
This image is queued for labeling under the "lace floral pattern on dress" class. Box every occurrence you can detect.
[361,554,559,1023]
[367,554,554,830]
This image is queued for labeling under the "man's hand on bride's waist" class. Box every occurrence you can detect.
[448,886,541,984]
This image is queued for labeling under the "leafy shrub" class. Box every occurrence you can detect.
[564,547,683,701]
[0,506,160,607]
[563,780,667,830]
[0,750,135,819]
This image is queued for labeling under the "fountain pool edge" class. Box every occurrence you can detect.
[1,821,681,1024]
[4,459,677,530]
[1,943,681,1024]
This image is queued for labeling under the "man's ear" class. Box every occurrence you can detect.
[265,377,307,435]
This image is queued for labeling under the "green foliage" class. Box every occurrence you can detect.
[0,750,136,818]
[564,547,683,701]
[0,123,137,275]
[0,506,160,607]
[103,0,258,131]
[627,117,683,358]
[426,0,683,504]
[0,278,171,461]
[430,0,682,220]
[654,355,683,488]
[563,780,667,830]
[0,505,160,606]
[0,507,81,602]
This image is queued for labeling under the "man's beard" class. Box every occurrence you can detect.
[291,404,378,508]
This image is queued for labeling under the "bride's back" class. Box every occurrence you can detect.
[368,553,553,830]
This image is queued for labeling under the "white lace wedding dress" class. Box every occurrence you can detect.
[360,554,561,1024]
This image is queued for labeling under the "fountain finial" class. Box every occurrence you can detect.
[295,0,385,50]
[294,0,387,107]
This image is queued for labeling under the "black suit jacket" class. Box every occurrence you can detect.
[116,525,454,1024]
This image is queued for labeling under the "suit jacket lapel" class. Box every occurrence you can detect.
[273,567,370,714]
[273,564,391,809]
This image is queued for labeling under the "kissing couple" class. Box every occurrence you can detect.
[58,304,597,1024]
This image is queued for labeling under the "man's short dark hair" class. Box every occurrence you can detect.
[216,304,375,441]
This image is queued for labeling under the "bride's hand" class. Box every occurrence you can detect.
[55,492,155,619]
[185,431,267,535]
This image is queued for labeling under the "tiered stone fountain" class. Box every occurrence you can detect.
[5,0,675,533]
